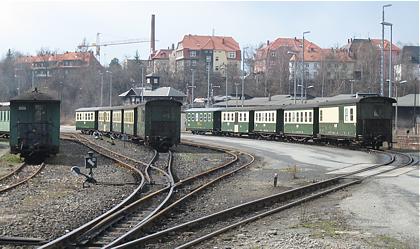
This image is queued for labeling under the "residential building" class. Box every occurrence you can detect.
[254,37,321,74]
[150,48,174,73]
[173,35,241,74]
[394,46,419,82]
[16,51,102,78]
[289,48,355,81]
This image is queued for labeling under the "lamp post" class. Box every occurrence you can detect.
[188,69,196,108]
[302,31,310,103]
[395,80,407,134]
[99,72,104,106]
[106,71,112,106]
[381,4,392,96]
[241,46,249,107]
[288,51,298,104]
[381,21,393,97]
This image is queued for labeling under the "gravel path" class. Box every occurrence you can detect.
[0,140,137,241]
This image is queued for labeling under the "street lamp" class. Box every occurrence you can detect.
[188,69,196,108]
[288,51,298,104]
[241,46,249,107]
[381,4,392,96]
[394,80,407,134]
[382,21,393,97]
[302,31,310,103]
[106,71,113,107]
[99,71,104,106]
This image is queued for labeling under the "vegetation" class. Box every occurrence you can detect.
[1,153,23,164]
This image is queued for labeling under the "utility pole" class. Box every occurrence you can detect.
[141,67,144,102]
[388,24,393,97]
[188,69,196,108]
[224,64,228,108]
[288,51,297,104]
[106,71,113,106]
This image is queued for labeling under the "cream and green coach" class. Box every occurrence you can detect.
[283,104,319,138]
[185,108,222,134]
[253,106,284,138]
[75,107,98,133]
[221,107,254,135]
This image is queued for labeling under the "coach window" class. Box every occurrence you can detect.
[187,113,190,121]
[309,112,312,123]
[301,112,303,123]
[320,110,323,122]
[350,108,354,122]
[208,113,212,122]
[297,112,300,122]
[199,113,203,121]
[239,113,242,122]
[344,108,349,122]
[204,113,207,122]
[305,112,308,123]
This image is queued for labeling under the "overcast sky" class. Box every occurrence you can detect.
[1,1,418,65]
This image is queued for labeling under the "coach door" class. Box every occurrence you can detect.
[234,112,239,133]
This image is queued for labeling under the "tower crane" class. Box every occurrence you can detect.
[77,33,157,61]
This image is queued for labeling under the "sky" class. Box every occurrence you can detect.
[1,1,418,65]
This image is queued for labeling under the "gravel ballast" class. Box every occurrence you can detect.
[0,140,137,240]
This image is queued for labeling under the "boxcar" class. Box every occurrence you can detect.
[253,106,284,139]
[9,89,60,158]
[283,104,319,140]
[318,96,396,148]
[137,99,182,151]
[221,107,254,135]
[0,105,10,138]
[75,107,98,134]
[185,108,222,134]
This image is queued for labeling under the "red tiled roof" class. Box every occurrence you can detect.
[179,35,240,51]
[260,37,321,53]
[16,51,96,64]
[370,39,400,51]
[291,48,353,62]
[151,49,173,60]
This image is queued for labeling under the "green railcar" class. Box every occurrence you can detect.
[221,108,254,135]
[9,89,60,157]
[75,108,98,133]
[0,105,10,137]
[137,99,182,151]
[98,110,112,132]
[318,96,396,148]
[253,106,284,138]
[112,108,123,134]
[185,108,222,134]
[283,104,319,138]
[123,107,136,136]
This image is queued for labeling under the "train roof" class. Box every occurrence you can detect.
[318,96,396,106]
[76,99,182,112]
[10,88,59,102]
[185,107,224,112]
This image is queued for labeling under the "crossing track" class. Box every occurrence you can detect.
[112,150,414,249]
[0,162,45,194]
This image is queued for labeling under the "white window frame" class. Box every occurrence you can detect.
[343,106,357,123]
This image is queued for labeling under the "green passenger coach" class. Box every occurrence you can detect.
[75,108,98,133]
[253,106,284,138]
[185,108,222,134]
[221,107,254,135]
[283,104,319,139]
[0,105,10,137]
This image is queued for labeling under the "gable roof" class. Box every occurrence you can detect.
[150,49,173,60]
[179,35,240,51]
[119,87,186,98]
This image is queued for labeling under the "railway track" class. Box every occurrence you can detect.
[0,162,45,194]
[112,150,414,249]
[40,134,247,248]
[40,134,153,249]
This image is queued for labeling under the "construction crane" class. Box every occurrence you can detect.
[77,33,156,61]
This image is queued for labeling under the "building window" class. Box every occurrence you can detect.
[271,52,276,57]
[190,50,197,57]
[227,52,236,59]
[215,57,219,61]
[215,66,219,71]
[191,60,197,67]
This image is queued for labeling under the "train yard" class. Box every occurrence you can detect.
[0,131,417,249]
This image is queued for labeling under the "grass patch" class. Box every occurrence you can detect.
[299,220,343,238]
[368,234,409,249]
[1,153,23,164]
